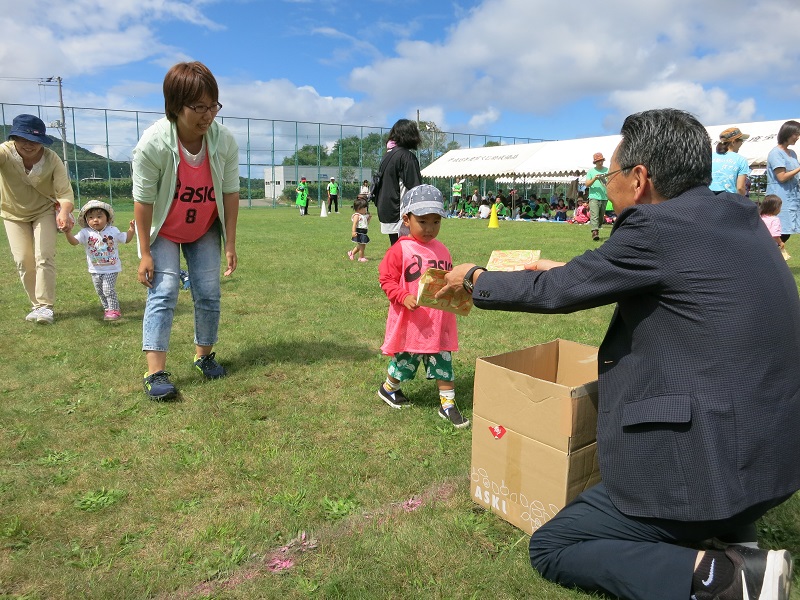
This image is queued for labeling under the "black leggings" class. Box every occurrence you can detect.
[388,233,399,246]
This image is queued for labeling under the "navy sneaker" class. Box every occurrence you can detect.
[438,404,470,429]
[194,352,226,379]
[378,384,411,409]
[714,545,793,600]
[143,371,178,401]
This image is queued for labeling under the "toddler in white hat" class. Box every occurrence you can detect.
[64,200,135,321]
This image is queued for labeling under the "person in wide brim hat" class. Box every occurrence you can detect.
[78,200,115,228]
[710,127,751,196]
[8,113,53,145]
[0,113,74,324]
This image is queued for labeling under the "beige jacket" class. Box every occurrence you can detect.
[0,141,74,221]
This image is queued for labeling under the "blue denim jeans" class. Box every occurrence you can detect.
[142,222,221,352]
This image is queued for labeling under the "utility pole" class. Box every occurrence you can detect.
[44,76,69,178]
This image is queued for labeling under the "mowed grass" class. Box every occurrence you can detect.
[1,205,800,600]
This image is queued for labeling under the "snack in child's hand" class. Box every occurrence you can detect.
[486,249,542,271]
[417,268,473,316]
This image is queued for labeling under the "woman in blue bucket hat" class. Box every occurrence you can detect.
[0,114,74,324]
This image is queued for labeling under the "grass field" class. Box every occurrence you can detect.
[2,205,800,599]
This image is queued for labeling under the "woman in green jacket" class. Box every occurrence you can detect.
[132,61,240,401]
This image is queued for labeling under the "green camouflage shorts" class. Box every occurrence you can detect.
[387,351,454,382]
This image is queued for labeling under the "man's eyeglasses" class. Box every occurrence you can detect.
[600,165,636,183]
[186,102,223,114]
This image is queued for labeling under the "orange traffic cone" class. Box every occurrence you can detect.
[488,204,500,229]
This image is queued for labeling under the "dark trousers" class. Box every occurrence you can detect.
[328,195,338,213]
[529,483,786,600]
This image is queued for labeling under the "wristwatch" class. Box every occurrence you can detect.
[463,265,487,293]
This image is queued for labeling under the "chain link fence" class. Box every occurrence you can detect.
[1,102,546,208]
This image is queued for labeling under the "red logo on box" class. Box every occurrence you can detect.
[489,425,506,439]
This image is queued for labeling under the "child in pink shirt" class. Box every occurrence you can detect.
[760,194,789,259]
[571,199,590,223]
[377,184,469,429]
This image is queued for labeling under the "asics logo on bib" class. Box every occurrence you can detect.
[179,185,215,203]
[404,254,452,283]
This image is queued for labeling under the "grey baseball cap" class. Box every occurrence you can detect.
[400,184,447,217]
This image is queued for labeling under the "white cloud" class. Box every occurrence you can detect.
[345,0,800,129]
[0,1,221,84]
[607,81,757,127]
[469,107,500,130]
[2,0,799,146]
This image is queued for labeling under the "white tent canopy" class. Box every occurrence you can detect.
[421,118,800,180]
[514,135,621,177]
[420,142,545,178]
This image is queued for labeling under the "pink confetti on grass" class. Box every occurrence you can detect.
[401,498,423,512]
[266,557,294,573]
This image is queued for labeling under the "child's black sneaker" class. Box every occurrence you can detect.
[143,371,178,401]
[194,352,226,379]
[378,384,411,409]
[438,404,470,429]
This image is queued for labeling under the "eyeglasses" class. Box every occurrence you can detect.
[185,102,222,114]
[600,165,636,184]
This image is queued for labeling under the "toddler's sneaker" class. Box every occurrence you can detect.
[438,404,470,429]
[104,309,121,321]
[194,352,226,379]
[25,307,40,322]
[358,257,368,262]
[378,384,411,409]
[143,370,178,401]
[347,249,355,261]
[36,307,54,324]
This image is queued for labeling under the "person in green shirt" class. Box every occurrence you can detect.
[585,152,609,241]
[326,176,339,213]
[296,177,309,216]
[451,180,462,214]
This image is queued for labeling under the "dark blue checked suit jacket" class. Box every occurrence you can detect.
[474,185,800,521]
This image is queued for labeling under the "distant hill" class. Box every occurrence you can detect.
[0,124,131,180]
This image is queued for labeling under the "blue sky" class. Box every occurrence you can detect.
[2,0,800,144]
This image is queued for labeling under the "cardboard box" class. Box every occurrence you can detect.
[470,339,602,534]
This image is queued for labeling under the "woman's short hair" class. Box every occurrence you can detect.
[163,62,219,122]
[777,120,800,146]
[388,119,421,150]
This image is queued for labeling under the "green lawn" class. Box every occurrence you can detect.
[1,207,799,599]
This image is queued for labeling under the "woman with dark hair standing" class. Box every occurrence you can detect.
[375,119,422,245]
[133,61,240,400]
[766,120,800,242]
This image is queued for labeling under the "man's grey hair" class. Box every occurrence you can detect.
[615,109,712,199]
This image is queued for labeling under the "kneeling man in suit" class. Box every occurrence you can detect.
[443,108,800,600]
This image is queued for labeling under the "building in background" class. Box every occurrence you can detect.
[264,166,372,199]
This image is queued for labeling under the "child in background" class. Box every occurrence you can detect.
[569,198,590,224]
[377,184,469,429]
[760,194,789,259]
[553,198,568,221]
[348,197,371,262]
[296,176,309,216]
[64,200,135,321]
